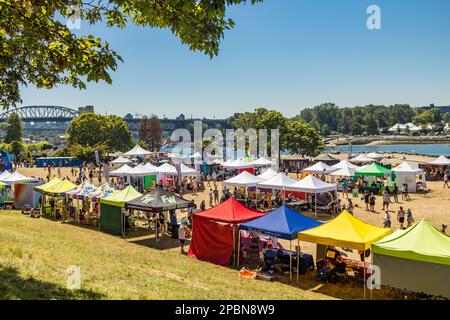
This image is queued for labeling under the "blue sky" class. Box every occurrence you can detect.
[19,0,450,118]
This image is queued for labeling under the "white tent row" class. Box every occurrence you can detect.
[366,152,384,160]
[332,159,360,170]
[109,162,197,177]
[109,156,132,165]
[251,157,276,167]
[222,159,254,170]
[123,145,152,157]
[302,161,337,174]
[350,154,373,164]
[223,171,263,188]
[428,155,450,166]
[330,166,357,177]
[0,171,37,183]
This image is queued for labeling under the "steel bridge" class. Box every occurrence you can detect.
[0,105,79,122]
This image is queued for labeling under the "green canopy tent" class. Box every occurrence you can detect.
[355,163,391,177]
[99,185,142,235]
[372,219,450,298]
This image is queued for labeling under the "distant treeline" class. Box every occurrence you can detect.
[294,103,449,136]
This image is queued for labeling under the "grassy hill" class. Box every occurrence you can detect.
[1,210,333,300]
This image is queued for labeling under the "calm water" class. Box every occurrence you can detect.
[326,144,450,157]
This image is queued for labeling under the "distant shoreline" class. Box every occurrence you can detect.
[328,136,450,146]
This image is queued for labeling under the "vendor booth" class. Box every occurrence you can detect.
[302,161,337,175]
[313,154,339,166]
[350,154,373,164]
[123,145,152,158]
[332,159,360,170]
[372,219,450,298]
[109,156,132,165]
[99,186,142,235]
[188,198,264,266]
[223,171,263,188]
[392,162,426,193]
[33,178,78,217]
[125,188,194,241]
[298,211,392,297]
[355,163,392,194]
[240,205,321,279]
[250,157,276,168]
[257,168,278,180]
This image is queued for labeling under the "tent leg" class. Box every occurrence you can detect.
[296,238,300,283]
[315,193,317,217]
[237,229,241,267]
[232,226,236,266]
[289,241,292,280]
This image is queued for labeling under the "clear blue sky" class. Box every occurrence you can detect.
[19,0,450,118]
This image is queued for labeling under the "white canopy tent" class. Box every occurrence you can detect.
[109,156,132,165]
[288,175,338,217]
[302,161,337,174]
[350,154,373,164]
[157,163,178,175]
[123,145,152,157]
[257,173,297,191]
[145,163,159,171]
[250,157,276,167]
[179,163,197,177]
[1,171,37,183]
[257,168,278,180]
[392,161,426,193]
[332,159,360,170]
[223,171,263,188]
[367,152,384,160]
[0,170,12,181]
[126,164,157,177]
[330,166,357,177]
[222,159,254,170]
[428,155,450,166]
[109,164,132,177]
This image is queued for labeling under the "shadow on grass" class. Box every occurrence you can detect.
[125,229,181,251]
[0,265,105,300]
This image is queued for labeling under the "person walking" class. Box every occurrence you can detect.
[369,192,376,212]
[178,223,190,254]
[383,211,392,228]
[363,191,370,211]
[209,188,214,207]
[392,183,399,203]
[382,190,390,211]
[397,206,406,229]
[213,187,219,206]
[406,208,415,228]
[444,174,449,188]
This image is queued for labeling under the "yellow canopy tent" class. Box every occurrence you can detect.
[36,179,78,196]
[298,210,392,250]
[33,177,62,193]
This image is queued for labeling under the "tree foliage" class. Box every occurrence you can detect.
[66,113,133,153]
[286,121,324,157]
[0,0,261,109]
[2,112,23,143]
[139,115,163,152]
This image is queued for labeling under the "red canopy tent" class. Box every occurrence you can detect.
[188,198,264,265]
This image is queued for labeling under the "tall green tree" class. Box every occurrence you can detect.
[0,0,261,109]
[285,121,324,157]
[106,115,134,152]
[3,112,23,143]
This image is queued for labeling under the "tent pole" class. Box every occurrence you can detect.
[289,240,292,280]
[315,193,317,217]
[296,238,300,283]
[232,226,236,266]
[363,252,366,300]
[255,187,258,209]
[237,228,241,267]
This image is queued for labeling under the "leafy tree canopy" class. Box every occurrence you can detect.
[0,0,261,108]
[2,112,23,143]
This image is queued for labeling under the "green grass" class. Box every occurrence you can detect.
[0,210,332,300]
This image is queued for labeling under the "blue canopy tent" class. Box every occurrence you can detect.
[239,205,322,280]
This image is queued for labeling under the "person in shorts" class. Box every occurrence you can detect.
[178,223,190,254]
[382,190,390,211]
[369,192,376,212]
[397,206,406,229]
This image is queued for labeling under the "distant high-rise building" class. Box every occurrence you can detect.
[78,105,94,114]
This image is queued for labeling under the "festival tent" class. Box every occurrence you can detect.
[355,163,391,177]
[125,188,193,212]
[0,170,12,181]
[366,152,384,160]
[145,162,159,171]
[65,180,97,199]
[109,164,132,177]
[188,198,265,265]
[302,161,337,174]
[330,166,357,177]
[313,154,339,166]
[250,157,276,167]
[156,163,178,175]
[109,156,132,165]
[34,179,77,196]
[240,205,321,279]
[222,159,254,170]
[428,155,450,166]
[223,171,263,188]
[298,210,392,250]
[99,185,142,235]
[288,175,337,193]
[257,168,278,180]
[256,173,297,191]
[332,159,360,170]
[392,161,425,192]
[350,154,373,164]
[123,144,152,157]
[33,177,61,192]
[372,220,450,298]
[180,163,197,177]
[126,163,157,177]
[1,171,37,183]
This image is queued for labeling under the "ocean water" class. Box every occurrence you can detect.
[326,144,450,157]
